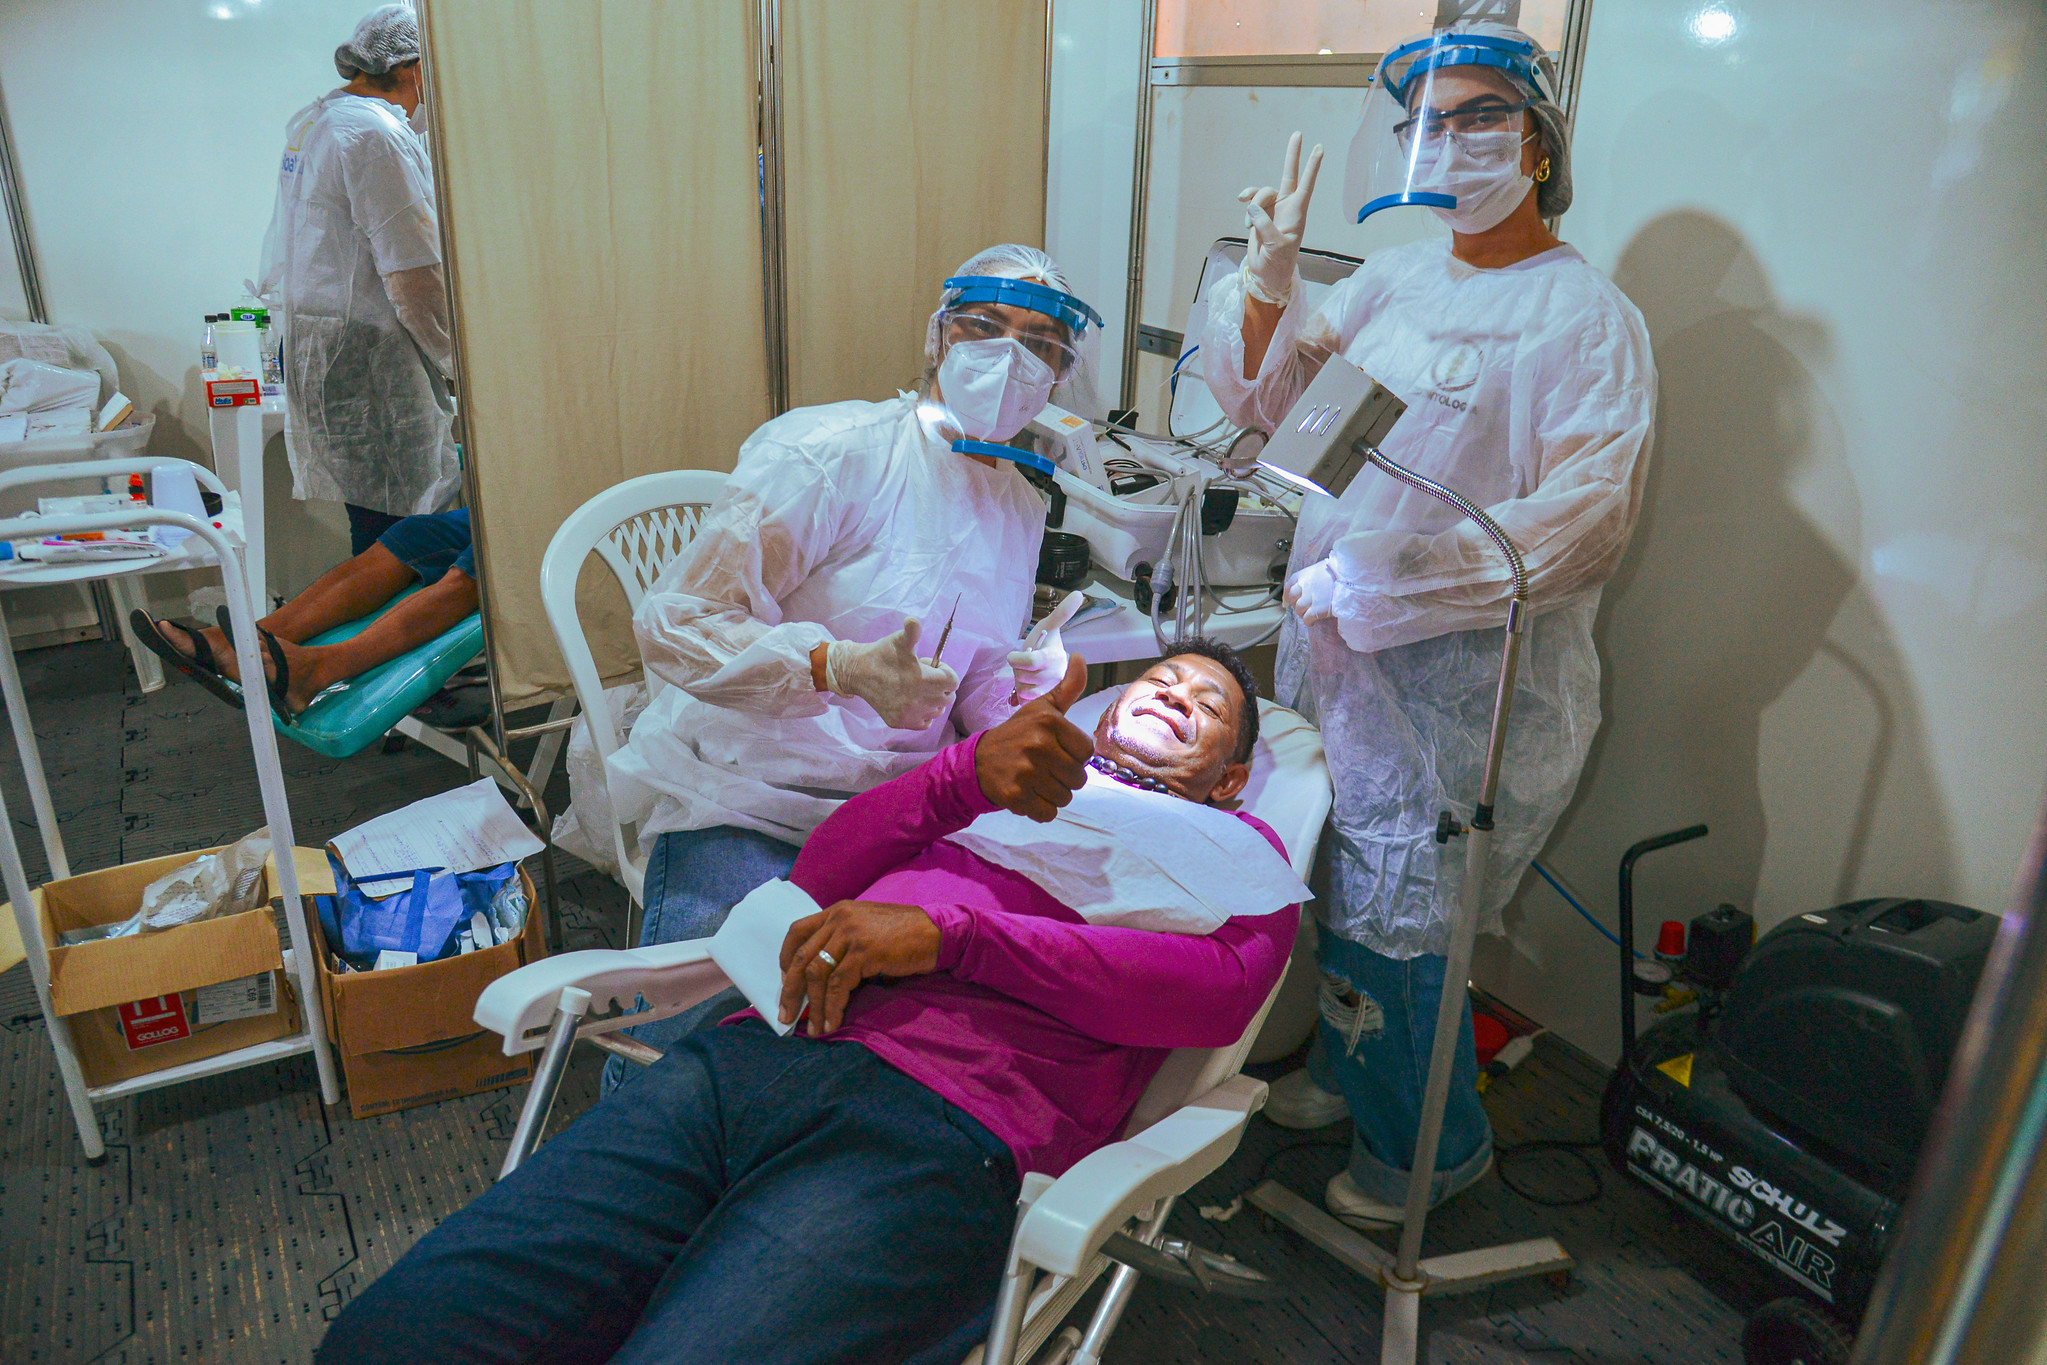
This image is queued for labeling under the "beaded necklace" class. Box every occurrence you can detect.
[1086,754,1173,796]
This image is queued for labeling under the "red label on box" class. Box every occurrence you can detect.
[206,377,261,408]
[118,994,192,1049]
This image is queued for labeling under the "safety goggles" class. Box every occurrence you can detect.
[1392,97,1531,151]
[936,276,1104,382]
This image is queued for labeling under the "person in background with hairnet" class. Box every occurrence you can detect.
[599,244,1103,1088]
[1202,22,1656,1226]
[256,3,459,557]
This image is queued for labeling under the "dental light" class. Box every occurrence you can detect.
[1248,355,1409,501]
[1246,362,1567,1365]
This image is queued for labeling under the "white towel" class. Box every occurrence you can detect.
[707,878,823,1035]
[945,769,1311,935]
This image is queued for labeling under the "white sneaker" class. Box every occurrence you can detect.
[1263,1069,1349,1129]
[1324,1170,1405,1228]
[1325,1153,1494,1230]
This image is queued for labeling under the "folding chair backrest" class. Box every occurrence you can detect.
[539,470,728,894]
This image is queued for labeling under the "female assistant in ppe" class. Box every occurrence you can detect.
[601,244,1099,1082]
[257,4,459,555]
[1201,23,1655,1225]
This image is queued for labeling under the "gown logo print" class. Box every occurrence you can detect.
[1425,342,1483,412]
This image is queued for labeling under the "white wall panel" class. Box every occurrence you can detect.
[1047,0,1144,407]
[0,0,369,598]
[1471,0,2047,1060]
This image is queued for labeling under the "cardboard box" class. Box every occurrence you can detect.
[310,866,545,1118]
[37,847,302,1088]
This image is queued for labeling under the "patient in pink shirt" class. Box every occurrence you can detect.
[321,639,1298,1365]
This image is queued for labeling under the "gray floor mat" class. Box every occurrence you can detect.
[0,641,1781,1363]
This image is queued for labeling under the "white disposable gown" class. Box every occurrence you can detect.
[1202,238,1655,958]
[258,92,458,517]
[606,395,1046,846]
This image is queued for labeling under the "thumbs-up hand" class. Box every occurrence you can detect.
[975,654,1093,822]
[823,619,960,730]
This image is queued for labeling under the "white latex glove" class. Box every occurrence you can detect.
[824,620,960,730]
[1284,560,1338,624]
[1237,131,1325,308]
[1007,590,1084,704]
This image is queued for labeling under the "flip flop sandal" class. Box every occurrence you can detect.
[254,626,299,726]
[130,612,244,711]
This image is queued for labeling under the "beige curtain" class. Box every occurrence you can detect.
[422,1,769,706]
[783,2,1049,407]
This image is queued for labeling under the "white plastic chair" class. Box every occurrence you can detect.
[474,692,1331,1365]
[538,470,728,914]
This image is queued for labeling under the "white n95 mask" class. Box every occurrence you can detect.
[1413,130,1534,234]
[937,337,1057,442]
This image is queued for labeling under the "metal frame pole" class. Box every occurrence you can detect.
[1851,800,2047,1364]
[1116,0,1158,414]
[756,0,789,416]
[0,73,48,323]
[499,985,589,1179]
[1356,449,1535,1362]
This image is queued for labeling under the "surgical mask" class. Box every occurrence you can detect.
[1412,130,1534,233]
[408,94,430,136]
[936,337,1056,442]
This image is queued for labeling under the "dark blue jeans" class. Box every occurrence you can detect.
[317,1020,1020,1365]
[603,825,801,1096]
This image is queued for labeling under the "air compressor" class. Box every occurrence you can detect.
[1597,826,1996,1365]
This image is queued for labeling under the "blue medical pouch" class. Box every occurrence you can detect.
[327,852,520,963]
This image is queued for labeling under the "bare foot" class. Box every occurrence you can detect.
[271,636,332,714]
[148,617,233,675]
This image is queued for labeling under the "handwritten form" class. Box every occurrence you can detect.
[331,779,544,897]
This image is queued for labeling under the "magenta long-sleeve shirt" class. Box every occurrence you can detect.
[765,732,1298,1180]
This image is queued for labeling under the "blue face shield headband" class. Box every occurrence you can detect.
[949,438,1055,473]
[940,276,1105,340]
[1380,31,1554,106]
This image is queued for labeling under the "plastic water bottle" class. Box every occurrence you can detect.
[261,324,284,389]
[201,314,219,371]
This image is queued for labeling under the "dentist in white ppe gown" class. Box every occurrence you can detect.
[1202,23,1655,1225]
[602,244,1102,1086]
[258,4,460,556]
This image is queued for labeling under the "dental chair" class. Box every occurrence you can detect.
[473,688,1330,1365]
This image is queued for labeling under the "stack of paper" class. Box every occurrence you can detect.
[331,778,544,898]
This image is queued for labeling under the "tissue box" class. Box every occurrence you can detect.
[34,848,301,1088]
[309,866,546,1118]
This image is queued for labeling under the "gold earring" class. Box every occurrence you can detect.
[1535,158,1552,183]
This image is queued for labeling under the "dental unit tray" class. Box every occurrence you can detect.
[1027,238,1368,589]
[1048,438,1297,584]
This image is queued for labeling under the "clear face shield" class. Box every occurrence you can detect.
[1343,29,1552,227]
[921,275,1103,470]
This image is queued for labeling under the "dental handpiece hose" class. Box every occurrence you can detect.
[1354,445,1530,1329]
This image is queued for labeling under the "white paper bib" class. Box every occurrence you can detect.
[944,770,1311,934]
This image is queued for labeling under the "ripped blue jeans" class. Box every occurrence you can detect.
[1305,926,1494,1209]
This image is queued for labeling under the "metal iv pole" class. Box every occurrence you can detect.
[1247,442,1572,1364]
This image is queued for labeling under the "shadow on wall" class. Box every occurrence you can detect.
[1482,212,1958,1046]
